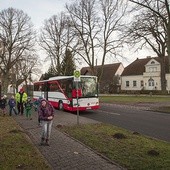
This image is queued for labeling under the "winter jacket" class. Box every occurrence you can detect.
[33,98,42,111]
[38,100,54,121]
[25,100,33,110]
[0,98,7,109]
[8,98,16,108]
[15,92,27,103]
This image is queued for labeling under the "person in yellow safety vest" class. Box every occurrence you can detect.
[15,88,27,115]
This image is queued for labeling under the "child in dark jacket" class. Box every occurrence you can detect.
[8,95,17,116]
[33,97,43,125]
[25,97,33,120]
[0,95,7,116]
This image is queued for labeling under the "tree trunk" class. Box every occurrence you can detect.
[2,72,10,95]
[160,57,167,92]
[167,22,170,72]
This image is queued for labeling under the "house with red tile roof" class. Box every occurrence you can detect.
[121,56,170,93]
[81,63,124,93]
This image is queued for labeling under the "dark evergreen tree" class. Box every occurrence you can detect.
[43,65,58,80]
[61,49,76,76]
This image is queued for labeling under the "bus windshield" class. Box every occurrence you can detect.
[78,77,98,97]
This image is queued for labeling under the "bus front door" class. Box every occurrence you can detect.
[44,91,48,100]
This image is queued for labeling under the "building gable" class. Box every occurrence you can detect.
[145,59,161,73]
[81,63,124,80]
[81,63,124,93]
[145,58,159,66]
[121,58,152,76]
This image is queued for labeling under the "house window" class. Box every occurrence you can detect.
[148,78,154,86]
[133,81,137,87]
[151,61,155,64]
[126,81,129,87]
[141,80,144,87]
[149,67,157,72]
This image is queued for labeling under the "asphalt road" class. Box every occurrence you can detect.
[80,103,170,142]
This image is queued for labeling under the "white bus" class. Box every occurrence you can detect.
[33,75,99,111]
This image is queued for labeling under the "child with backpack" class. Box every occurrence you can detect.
[33,97,43,125]
[25,97,33,120]
[8,95,17,116]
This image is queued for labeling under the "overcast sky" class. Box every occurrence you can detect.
[0,0,72,75]
[0,0,69,29]
[0,0,156,72]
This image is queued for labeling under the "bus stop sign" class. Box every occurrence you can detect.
[74,70,81,81]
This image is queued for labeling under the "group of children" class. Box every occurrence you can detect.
[0,94,54,146]
[0,95,42,123]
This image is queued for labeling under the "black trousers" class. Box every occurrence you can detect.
[17,102,24,115]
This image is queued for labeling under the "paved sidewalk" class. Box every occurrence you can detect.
[13,110,125,170]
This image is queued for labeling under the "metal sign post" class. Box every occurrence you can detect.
[0,82,1,99]
[76,81,79,125]
[74,70,81,125]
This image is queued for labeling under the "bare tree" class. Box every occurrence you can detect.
[66,0,100,76]
[15,52,40,93]
[66,0,126,82]
[98,0,127,81]
[126,0,170,91]
[40,12,75,75]
[129,0,170,59]
[0,8,36,93]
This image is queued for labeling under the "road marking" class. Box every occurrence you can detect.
[99,110,120,115]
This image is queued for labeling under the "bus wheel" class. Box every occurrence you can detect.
[58,101,64,110]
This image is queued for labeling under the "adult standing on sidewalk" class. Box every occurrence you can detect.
[38,99,54,146]
[15,88,27,115]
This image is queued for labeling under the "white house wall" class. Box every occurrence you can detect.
[121,75,143,90]
[166,74,170,92]
[115,63,124,75]
[143,76,161,90]
[115,63,124,85]
[143,59,161,90]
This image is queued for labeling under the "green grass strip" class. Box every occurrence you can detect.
[60,123,170,170]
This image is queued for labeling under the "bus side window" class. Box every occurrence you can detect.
[54,83,59,91]
[49,83,59,92]
[34,84,39,91]
[61,84,66,91]
[49,84,53,91]
[66,83,72,98]
[39,85,42,91]
[34,84,43,91]
[41,84,46,91]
